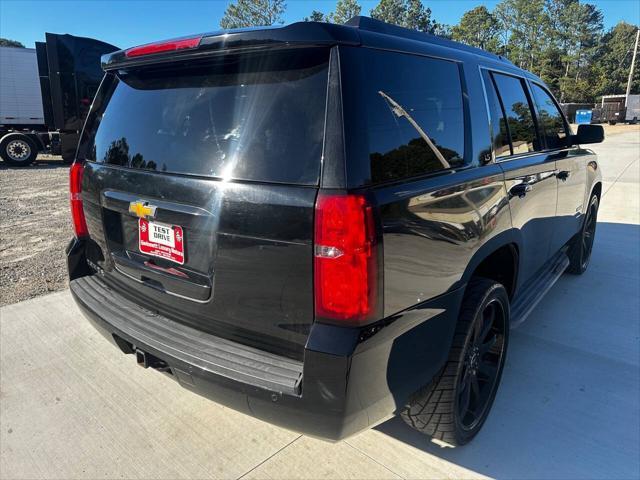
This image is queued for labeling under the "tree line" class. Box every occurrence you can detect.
[220,0,639,104]
[0,38,26,48]
[3,1,635,104]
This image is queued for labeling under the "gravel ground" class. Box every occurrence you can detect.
[0,156,71,306]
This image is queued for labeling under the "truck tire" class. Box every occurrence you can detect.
[401,278,509,446]
[0,133,38,167]
[566,194,599,275]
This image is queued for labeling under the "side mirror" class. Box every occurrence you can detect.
[572,124,604,145]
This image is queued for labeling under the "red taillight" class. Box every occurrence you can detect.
[314,193,379,324]
[69,163,88,238]
[125,36,202,58]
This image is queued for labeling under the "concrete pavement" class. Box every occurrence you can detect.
[1,130,639,479]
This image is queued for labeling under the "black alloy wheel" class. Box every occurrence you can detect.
[567,194,599,274]
[456,298,507,432]
[580,197,598,270]
[401,278,510,446]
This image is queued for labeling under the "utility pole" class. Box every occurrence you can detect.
[625,28,640,106]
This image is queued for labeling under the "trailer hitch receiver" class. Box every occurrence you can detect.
[135,348,169,371]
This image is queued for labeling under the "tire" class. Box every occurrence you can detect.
[566,194,599,275]
[0,133,38,167]
[401,278,509,446]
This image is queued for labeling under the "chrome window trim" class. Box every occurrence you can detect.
[477,65,496,164]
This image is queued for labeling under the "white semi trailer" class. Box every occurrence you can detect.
[0,46,45,126]
[0,34,117,166]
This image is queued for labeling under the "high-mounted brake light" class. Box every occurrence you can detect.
[314,193,379,324]
[69,162,88,238]
[125,36,202,58]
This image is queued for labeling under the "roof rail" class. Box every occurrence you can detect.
[345,16,513,65]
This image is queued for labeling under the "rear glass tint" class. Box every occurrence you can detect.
[340,47,465,186]
[530,83,569,150]
[79,48,330,185]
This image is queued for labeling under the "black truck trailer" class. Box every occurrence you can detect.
[0,33,117,166]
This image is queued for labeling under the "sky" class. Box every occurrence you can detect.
[1,0,639,50]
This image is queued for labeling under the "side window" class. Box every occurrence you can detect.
[481,70,511,159]
[492,73,540,155]
[531,83,569,150]
[340,48,465,185]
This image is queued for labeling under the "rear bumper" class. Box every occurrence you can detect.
[68,239,463,441]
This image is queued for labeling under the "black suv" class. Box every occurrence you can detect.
[67,17,604,446]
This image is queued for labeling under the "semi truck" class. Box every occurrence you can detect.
[0,33,117,166]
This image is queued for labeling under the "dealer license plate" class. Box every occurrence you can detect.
[138,218,185,265]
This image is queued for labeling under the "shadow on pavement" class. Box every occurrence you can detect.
[376,221,640,480]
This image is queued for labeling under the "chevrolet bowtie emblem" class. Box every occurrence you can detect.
[129,201,157,219]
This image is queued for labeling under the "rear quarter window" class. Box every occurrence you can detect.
[530,83,569,150]
[78,48,330,185]
[340,47,466,186]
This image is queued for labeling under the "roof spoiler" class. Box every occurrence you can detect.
[101,22,360,71]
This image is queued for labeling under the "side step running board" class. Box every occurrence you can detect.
[510,251,570,329]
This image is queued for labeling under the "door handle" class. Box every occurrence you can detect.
[509,183,532,198]
[556,170,570,181]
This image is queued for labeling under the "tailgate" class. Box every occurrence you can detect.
[77,47,330,360]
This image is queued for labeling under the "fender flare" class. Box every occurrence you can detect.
[582,153,602,215]
[455,229,523,296]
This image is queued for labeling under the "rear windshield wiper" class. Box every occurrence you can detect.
[378,90,450,169]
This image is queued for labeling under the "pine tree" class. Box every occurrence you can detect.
[220,0,286,29]
[0,38,25,48]
[370,0,439,34]
[328,0,362,24]
[304,10,326,22]
[593,22,640,97]
[451,6,500,52]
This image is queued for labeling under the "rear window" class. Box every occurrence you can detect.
[79,48,330,185]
